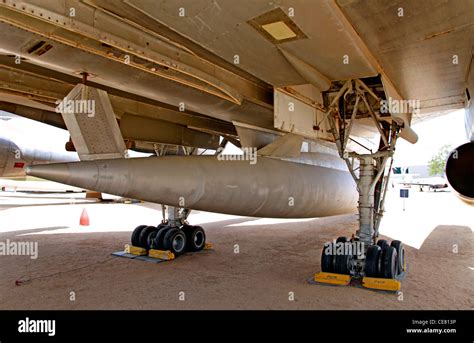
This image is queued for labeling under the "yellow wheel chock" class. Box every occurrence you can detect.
[314,272,351,286]
[362,277,401,291]
[124,244,147,256]
[148,249,175,261]
[122,243,212,261]
[314,272,401,292]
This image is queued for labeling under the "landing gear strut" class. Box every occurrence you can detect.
[130,145,207,256]
[320,78,406,281]
[130,205,206,256]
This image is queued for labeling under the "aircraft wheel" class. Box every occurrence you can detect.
[376,239,389,250]
[131,225,147,247]
[151,226,172,250]
[147,230,158,249]
[391,240,405,274]
[149,223,167,248]
[163,228,187,256]
[138,225,156,249]
[182,225,206,252]
[335,251,352,275]
[364,245,381,277]
[321,242,335,272]
[381,246,398,279]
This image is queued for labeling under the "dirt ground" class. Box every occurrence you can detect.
[0,190,472,310]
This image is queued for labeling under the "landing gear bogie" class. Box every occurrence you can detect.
[320,238,406,280]
[129,223,207,256]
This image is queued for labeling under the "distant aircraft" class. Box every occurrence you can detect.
[399,177,449,192]
[0,112,78,179]
[0,112,146,193]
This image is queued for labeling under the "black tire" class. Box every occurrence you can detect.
[163,228,187,256]
[377,247,384,278]
[364,245,381,277]
[376,239,389,250]
[391,240,405,274]
[137,225,156,249]
[152,226,172,250]
[181,224,193,235]
[321,242,334,272]
[382,246,398,279]
[131,225,147,247]
[334,237,348,264]
[335,253,352,275]
[156,223,167,230]
[182,225,206,252]
[162,228,179,250]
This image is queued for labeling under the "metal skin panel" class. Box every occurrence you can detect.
[257,133,303,158]
[278,48,331,91]
[0,62,238,138]
[233,122,279,149]
[337,0,473,120]
[1,0,451,147]
[26,155,358,218]
[120,114,220,150]
[0,0,469,146]
[60,84,127,160]
[114,0,376,84]
[0,23,274,132]
[274,89,333,141]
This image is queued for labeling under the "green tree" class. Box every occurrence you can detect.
[428,144,451,176]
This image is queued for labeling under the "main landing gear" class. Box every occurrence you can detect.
[321,237,406,279]
[317,78,408,288]
[130,205,206,256]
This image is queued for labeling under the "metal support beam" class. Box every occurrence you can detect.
[356,156,376,246]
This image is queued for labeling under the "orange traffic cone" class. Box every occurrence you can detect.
[79,208,90,226]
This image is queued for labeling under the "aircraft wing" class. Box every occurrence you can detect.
[0,0,472,154]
